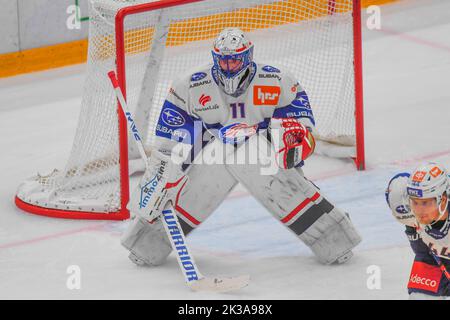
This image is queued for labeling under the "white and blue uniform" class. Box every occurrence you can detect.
[121,62,361,267]
[154,63,315,162]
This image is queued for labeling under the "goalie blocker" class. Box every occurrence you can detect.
[122,135,361,266]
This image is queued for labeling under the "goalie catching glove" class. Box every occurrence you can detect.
[128,151,188,222]
[270,118,315,169]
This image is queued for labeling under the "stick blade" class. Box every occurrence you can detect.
[189,275,250,293]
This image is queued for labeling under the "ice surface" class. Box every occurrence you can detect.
[1,0,450,299]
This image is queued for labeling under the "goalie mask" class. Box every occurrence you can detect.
[212,27,254,96]
[406,162,449,229]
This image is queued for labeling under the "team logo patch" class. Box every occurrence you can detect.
[191,72,207,81]
[412,171,427,182]
[262,65,280,73]
[161,108,185,127]
[429,166,442,178]
[253,86,281,106]
[219,123,258,144]
[199,94,211,106]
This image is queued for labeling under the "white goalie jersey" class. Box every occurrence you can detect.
[153,62,315,158]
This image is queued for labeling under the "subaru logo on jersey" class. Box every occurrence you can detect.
[262,65,280,73]
[191,72,207,81]
[407,187,423,198]
[161,108,185,127]
[219,123,258,144]
[291,91,310,108]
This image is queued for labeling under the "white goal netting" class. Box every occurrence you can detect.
[16,0,358,218]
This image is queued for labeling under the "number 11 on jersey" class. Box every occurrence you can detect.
[230,103,246,119]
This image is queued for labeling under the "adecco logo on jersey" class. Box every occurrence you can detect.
[408,261,441,293]
[253,86,280,106]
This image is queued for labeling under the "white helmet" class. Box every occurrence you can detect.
[385,173,417,227]
[212,27,254,96]
[406,162,449,225]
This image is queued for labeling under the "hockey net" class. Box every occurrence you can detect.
[15,0,364,220]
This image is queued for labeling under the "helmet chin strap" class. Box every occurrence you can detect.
[438,193,449,219]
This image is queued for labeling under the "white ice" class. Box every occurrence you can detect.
[1,0,450,299]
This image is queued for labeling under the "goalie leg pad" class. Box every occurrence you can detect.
[297,206,362,264]
[121,215,197,267]
[174,139,239,227]
[121,215,172,266]
[225,133,361,264]
[175,162,238,227]
[122,150,238,266]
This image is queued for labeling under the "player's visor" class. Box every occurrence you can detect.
[217,56,244,77]
[212,48,252,78]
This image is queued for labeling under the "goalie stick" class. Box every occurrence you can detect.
[107,71,250,293]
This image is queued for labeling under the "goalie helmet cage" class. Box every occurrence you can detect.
[15,0,365,220]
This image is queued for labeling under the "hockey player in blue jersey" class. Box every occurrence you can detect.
[121,27,361,269]
[386,162,450,299]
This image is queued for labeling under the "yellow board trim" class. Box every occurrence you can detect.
[0,40,88,78]
[0,0,397,78]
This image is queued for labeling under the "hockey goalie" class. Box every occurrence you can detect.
[121,27,362,269]
[386,162,450,299]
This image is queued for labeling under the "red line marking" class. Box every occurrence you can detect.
[378,27,450,53]
[0,223,107,250]
[225,149,450,201]
[389,149,450,167]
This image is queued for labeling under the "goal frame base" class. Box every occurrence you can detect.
[15,196,129,220]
